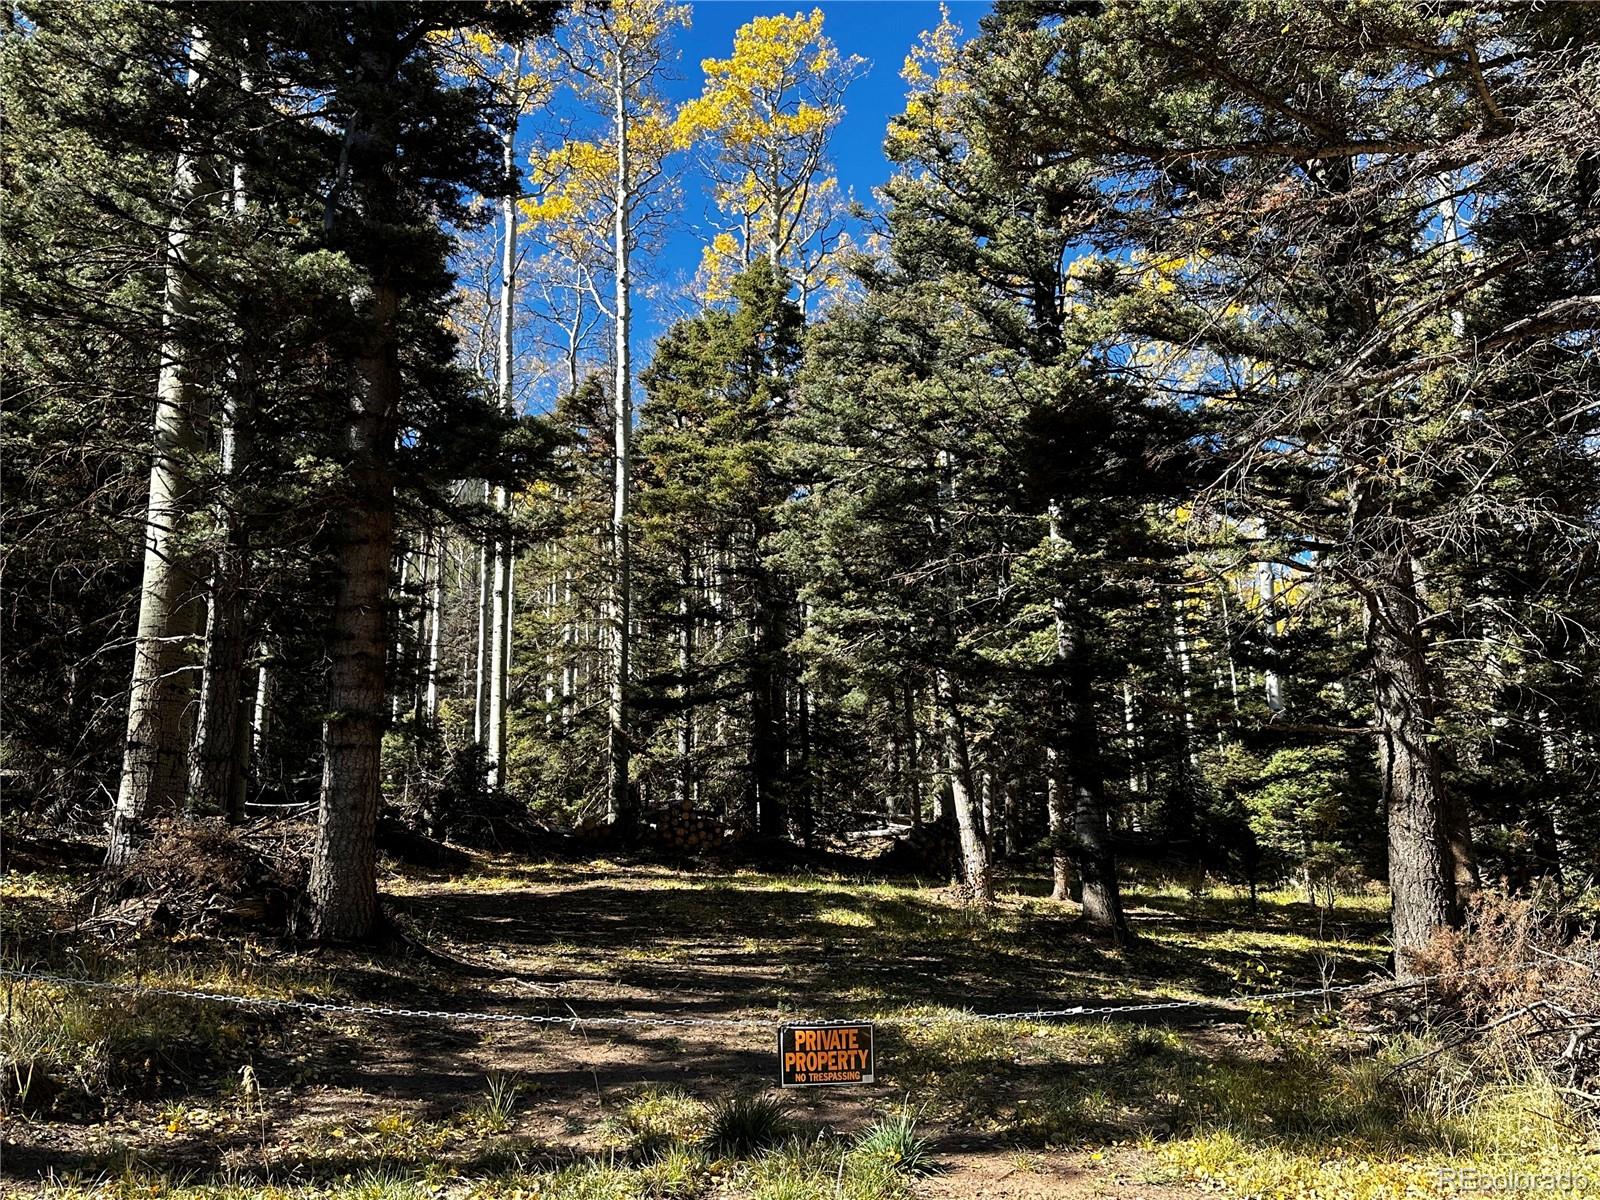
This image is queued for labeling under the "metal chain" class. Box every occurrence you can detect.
[0,968,764,1028]
[0,960,1522,1032]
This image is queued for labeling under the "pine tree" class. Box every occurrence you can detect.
[993,0,1600,969]
[637,261,805,837]
[295,0,560,941]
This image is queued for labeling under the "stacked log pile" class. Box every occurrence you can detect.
[654,800,726,853]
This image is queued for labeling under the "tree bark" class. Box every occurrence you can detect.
[675,555,695,809]
[425,530,444,723]
[935,667,992,901]
[751,560,786,838]
[189,95,258,824]
[486,86,520,790]
[606,54,635,830]
[251,641,273,765]
[308,281,399,943]
[1062,631,1129,941]
[1044,503,1127,937]
[473,528,492,743]
[1365,548,1458,975]
[188,388,251,822]
[903,679,921,825]
[1046,745,1072,901]
[108,36,210,866]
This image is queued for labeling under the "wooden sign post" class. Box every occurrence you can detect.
[778,1021,875,1087]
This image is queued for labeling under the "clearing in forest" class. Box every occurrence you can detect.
[4,854,1589,1198]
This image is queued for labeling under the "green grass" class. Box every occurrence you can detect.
[8,859,1597,1198]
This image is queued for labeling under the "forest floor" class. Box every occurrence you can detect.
[2,848,1593,1198]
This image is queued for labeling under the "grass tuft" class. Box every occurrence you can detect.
[703,1094,792,1158]
[851,1106,931,1176]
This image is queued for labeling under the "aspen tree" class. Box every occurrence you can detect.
[532,0,687,829]
[676,9,863,305]
[108,33,211,866]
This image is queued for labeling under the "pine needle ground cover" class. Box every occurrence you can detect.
[5,858,1593,1198]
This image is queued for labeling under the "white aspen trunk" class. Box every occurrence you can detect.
[1122,681,1143,802]
[485,513,510,786]
[391,544,411,722]
[411,536,431,721]
[560,565,575,725]
[109,36,209,865]
[605,54,635,828]
[1215,581,1240,716]
[425,530,444,722]
[886,700,902,819]
[1244,519,1286,716]
[542,564,556,724]
[1258,557,1286,716]
[935,667,992,901]
[486,66,521,789]
[905,679,921,825]
[474,526,491,742]
[566,282,584,394]
[1173,596,1199,765]
[251,652,273,764]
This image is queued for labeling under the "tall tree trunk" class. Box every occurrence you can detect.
[108,37,209,865]
[390,540,411,722]
[903,679,921,825]
[251,640,273,767]
[935,666,992,901]
[474,530,491,742]
[486,88,520,790]
[425,530,444,723]
[794,672,812,846]
[1045,503,1127,936]
[1365,547,1458,975]
[751,559,785,838]
[675,554,695,809]
[308,281,400,943]
[606,58,635,830]
[560,563,575,726]
[1122,681,1144,804]
[188,386,251,822]
[887,698,903,820]
[189,108,256,824]
[1245,519,1286,716]
[1046,747,1072,901]
[1062,630,1129,941]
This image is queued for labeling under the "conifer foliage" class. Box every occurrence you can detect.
[3,2,1598,964]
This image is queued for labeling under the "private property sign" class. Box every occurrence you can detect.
[778,1022,875,1087]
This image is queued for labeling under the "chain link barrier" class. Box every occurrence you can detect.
[0,961,1512,1033]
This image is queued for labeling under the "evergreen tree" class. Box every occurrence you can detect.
[637,261,804,836]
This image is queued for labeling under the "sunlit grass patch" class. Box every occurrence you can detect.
[1150,1032,1600,1198]
[1157,1126,1600,1200]
[0,867,76,903]
[814,905,874,928]
[879,1012,1024,1121]
[601,1083,709,1161]
[736,1135,917,1200]
[1,978,284,1116]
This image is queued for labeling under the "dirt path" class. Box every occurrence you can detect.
[7,860,1388,1194]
